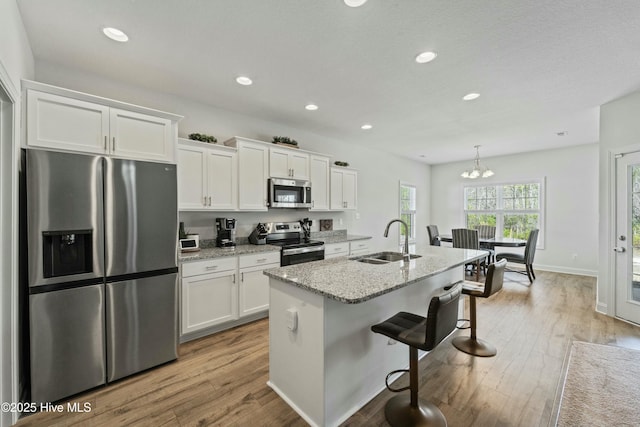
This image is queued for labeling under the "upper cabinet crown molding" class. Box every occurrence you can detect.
[22,80,183,122]
[23,80,182,163]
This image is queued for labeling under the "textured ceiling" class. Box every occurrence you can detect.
[16,0,640,164]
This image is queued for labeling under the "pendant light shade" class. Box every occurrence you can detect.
[461,145,494,179]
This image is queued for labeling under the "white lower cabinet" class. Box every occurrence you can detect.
[239,252,280,316]
[349,240,371,256]
[181,257,238,335]
[324,242,349,259]
[181,251,280,338]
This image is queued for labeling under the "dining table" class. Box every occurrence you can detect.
[438,234,527,280]
[438,234,527,249]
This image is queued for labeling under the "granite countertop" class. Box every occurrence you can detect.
[179,244,281,263]
[264,245,488,304]
[320,234,372,245]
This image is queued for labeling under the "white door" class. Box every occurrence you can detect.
[289,151,309,180]
[330,168,344,210]
[342,170,357,210]
[177,146,207,209]
[310,155,330,211]
[181,271,238,334]
[109,108,173,162]
[207,149,237,210]
[615,151,640,324]
[237,142,268,210]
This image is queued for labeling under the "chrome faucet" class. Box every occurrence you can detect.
[384,218,410,261]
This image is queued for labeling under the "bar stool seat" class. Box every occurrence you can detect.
[371,283,462,427]
[452,259,507,357]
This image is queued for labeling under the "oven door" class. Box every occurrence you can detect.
[281,246,325,266]
[269,178,312,208]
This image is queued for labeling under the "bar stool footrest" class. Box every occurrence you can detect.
[385,369,410,392]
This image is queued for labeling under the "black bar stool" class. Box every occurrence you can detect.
[452,259,506,357]
[371,283,462,427]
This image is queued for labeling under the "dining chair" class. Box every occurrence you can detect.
[475,225,496,262]
[496,229,539,283]
[426,225,441,246]
[452,228,486,278]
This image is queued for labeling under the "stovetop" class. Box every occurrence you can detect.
[268,239,324,249]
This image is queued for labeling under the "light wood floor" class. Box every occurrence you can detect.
[16,270,640,427]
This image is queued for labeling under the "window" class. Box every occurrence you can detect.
[464,180,544,247]
[399,182,416,244]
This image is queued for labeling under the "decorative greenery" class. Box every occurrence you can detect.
[334,161,349,167]
[272,136,298,146]
[188,133,217,143]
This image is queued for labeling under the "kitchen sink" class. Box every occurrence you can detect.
[354,252,422,264]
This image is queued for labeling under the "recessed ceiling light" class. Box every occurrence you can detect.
[463,93,480,101]
[344,0,367,7]
[305,104,319,111]
[415,51,437,64]
[236,76,253,86]
[361,124,372,130]
[102,27,128,42]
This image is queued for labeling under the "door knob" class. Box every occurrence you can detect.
[613,247,626,253]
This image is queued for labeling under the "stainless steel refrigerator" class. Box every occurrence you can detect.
[25,149,178,403]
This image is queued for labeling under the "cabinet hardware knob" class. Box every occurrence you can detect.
[203,196,207,206]
[208,196,212,206]
[241,272,244,282]
[232,273,236,283]
[104,136,107,150]
[257,258,267,262]
[205,265,218,270]
[112,137,116,151]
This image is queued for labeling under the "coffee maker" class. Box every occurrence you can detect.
[215,218,237,247]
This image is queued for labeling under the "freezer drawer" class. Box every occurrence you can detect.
[106,273,178,382]
[29,284,105,403]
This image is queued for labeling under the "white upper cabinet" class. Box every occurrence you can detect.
[24,82,181,163]
[177,139,237,211]
[225,137,269,211]
[330,167,358,210]
[269,147,309,180]
[27,90,110,154]
[310,155,330,211]
[109,108,173,162]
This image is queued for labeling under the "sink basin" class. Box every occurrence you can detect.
[356,258,389,265]
[354,252,422,264]
[371,252,422,262]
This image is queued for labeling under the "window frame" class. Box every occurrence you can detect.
[462,178,545,249]
[399,181,417,245]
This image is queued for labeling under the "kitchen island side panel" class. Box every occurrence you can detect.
[268,278,326,427]
[323,268,459,426]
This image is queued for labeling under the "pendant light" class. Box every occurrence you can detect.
[461,145,494,179]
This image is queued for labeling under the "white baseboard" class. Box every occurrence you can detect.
[527,263,598,277]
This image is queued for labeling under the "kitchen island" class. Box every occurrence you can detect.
[264,245,487,427]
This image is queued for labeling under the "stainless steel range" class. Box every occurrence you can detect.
[264,221,325,266]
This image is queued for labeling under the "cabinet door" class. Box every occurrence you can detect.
[310,155,330,211]
[207,149,237,210]
[330,168,345,210]
[343,170,358,210]
[238,142,268,211]
[269,148,291,178]
[239,263,278,316]
[181,271,238,334]
[26,90,109,154]
[349,240,370,256]
[177,146,207,210]
[289,151,310,180]
[109,108,174,163]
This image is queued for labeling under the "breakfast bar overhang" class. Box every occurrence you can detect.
[264,246,487,427]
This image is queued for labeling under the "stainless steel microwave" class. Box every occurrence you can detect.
[268,178,312,208]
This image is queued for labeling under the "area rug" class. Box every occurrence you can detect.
[555,341,640,426]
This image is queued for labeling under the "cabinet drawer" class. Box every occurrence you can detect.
[326,243,349,255]
[239,251,281,269]
[350,241,370,253]
[181,257,237,278]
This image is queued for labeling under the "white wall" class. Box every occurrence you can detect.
[35,60,431,251]
[599,89,640,315]
[431,143,599,276]
[0,0,33,425]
